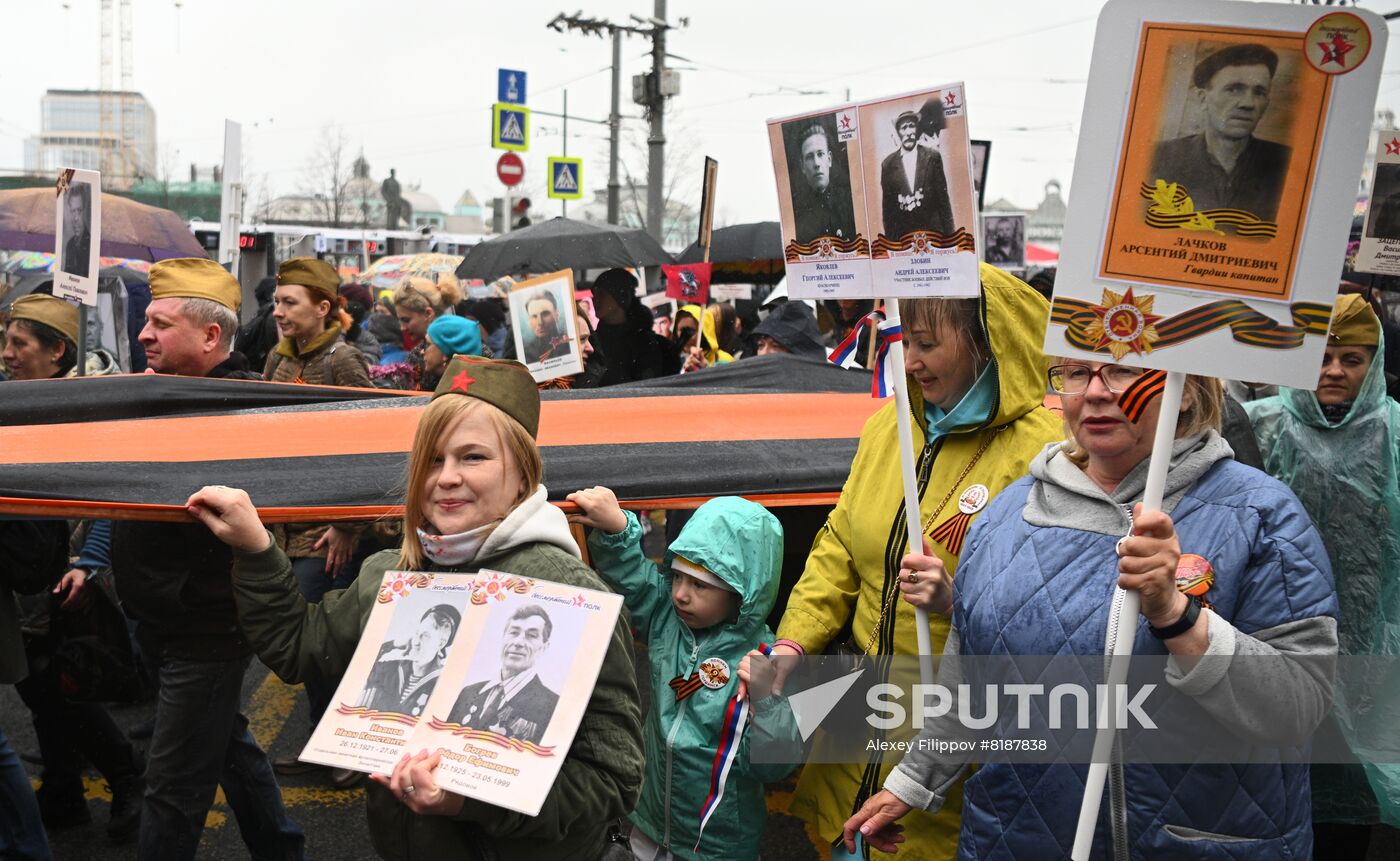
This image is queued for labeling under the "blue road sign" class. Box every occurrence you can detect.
[548,157,583,200]
[498,69,527,105]
[492,103,530,152]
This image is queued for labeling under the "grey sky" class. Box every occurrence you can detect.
[4,1,1398,229]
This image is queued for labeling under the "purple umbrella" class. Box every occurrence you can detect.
[0,188,206,262]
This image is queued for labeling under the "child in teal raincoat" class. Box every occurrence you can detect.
[568,489,802,861]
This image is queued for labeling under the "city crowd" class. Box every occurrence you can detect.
[0,247,1397,861]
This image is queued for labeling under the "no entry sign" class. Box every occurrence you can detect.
[497,152,525,187]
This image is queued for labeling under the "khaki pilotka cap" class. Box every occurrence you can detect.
[277,257,341,304]
[8,294,79,343]
[1328,293,1381,347]
[431,356,541,439]
[148,258,242,312]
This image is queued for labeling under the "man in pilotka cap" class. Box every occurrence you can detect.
[111,258,305,858]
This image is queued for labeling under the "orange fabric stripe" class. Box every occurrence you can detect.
[3,393,881,466]
[0,491,843,523]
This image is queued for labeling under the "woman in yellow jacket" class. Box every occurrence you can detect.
[770,264,1062,861]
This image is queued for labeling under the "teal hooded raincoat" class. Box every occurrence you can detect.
[1247,329,1400,827]
[588,498,802,860]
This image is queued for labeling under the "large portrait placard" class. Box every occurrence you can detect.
[53,168,101,307]
[769,106,873,299]
[859,85,979,298]
[301,569,623,817]
[1047,0,1385,387]
[507,270,585,384]
[1356,127,1400,275]
[768,84,979,300]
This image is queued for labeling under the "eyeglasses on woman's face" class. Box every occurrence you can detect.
[1047,363,1145,395]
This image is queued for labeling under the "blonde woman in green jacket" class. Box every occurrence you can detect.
[185,357,644,861]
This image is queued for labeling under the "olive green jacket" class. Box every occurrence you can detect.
[231,488,644,861]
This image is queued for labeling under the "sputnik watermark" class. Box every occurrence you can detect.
[865,683,1159,731]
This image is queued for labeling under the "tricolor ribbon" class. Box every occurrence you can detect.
[695,642,773,852]
[828,314,903,398]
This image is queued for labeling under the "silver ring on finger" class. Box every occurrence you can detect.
[402,784,415,797]
[906,571,919,584]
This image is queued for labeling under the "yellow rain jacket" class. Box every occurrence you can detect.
[776,264,1063,860]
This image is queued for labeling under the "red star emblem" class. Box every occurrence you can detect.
[1318,33,1355,67]
[450,369,476,393]
[1386,138,1400,156]
[572,594,585,607]
[944,92,957,107]
[839,114,852,130]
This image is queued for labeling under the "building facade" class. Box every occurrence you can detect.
[24,90,157,190]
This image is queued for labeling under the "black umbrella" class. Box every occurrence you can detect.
[677,221,784,284]
[454,217,674,282]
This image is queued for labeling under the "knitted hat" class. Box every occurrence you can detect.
[277,257,341,304]
[149,258,241,311]
[1329,293,1381,347]
[8,294,79,343]
[427,315,483,360]
[432,356,541,438]
[593,268,638,306]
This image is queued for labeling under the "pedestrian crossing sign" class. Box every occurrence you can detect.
[492,103,529,152]
[548,157,583,200]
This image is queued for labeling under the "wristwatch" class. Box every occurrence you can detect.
[1149,594,1202,640]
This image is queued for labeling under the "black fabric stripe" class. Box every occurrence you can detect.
[0,439,862,512]
[0,375,414,426]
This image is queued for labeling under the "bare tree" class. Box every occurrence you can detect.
[615,118,702,248]
[298,125,356,227]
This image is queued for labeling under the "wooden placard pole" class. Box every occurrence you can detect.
[693,157,719,364]
[883,297,935,687]
[1070,370,1185,860]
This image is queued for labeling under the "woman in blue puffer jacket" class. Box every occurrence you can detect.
[843,364,1338,860]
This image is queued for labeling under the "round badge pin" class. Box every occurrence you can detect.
[958,484,991,515]
[1304,11,1371,75]
[698,657,731,690]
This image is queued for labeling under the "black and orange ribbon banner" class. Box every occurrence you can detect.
[784,235,870,263]
[1138,182,1278,238]
[870,228,977,258]
[1052,296,1331,353]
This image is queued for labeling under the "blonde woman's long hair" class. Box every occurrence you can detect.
[1060,373,1223,466]
[399,396,543,570]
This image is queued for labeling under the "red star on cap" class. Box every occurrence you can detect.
[1386,138,1400,156]
[944,91,957,107]
[450,369,476,393]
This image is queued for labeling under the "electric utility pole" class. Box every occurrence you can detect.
[546,8,686,239]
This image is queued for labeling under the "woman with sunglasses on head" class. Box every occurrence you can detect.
[845,361,1339,860]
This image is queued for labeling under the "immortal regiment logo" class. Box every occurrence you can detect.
[1304,11,1371,74]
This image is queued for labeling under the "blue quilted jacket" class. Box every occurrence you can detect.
[887,436,1338,861]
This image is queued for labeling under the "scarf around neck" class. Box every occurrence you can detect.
[417,521,497,566]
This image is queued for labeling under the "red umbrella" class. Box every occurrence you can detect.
[0,187,206,261]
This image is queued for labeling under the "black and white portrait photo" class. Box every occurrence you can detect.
[781,113,858,244]
[1367,162,1400,240]
[447,603,563,745]
[60,180,92,279]
[876,98,956,241]
[356,602,462,719]
[983,214,1026,269]
[1151,42,1297,222]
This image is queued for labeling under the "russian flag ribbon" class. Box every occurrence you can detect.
[695,642,773,852]
[827,313,903,399]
